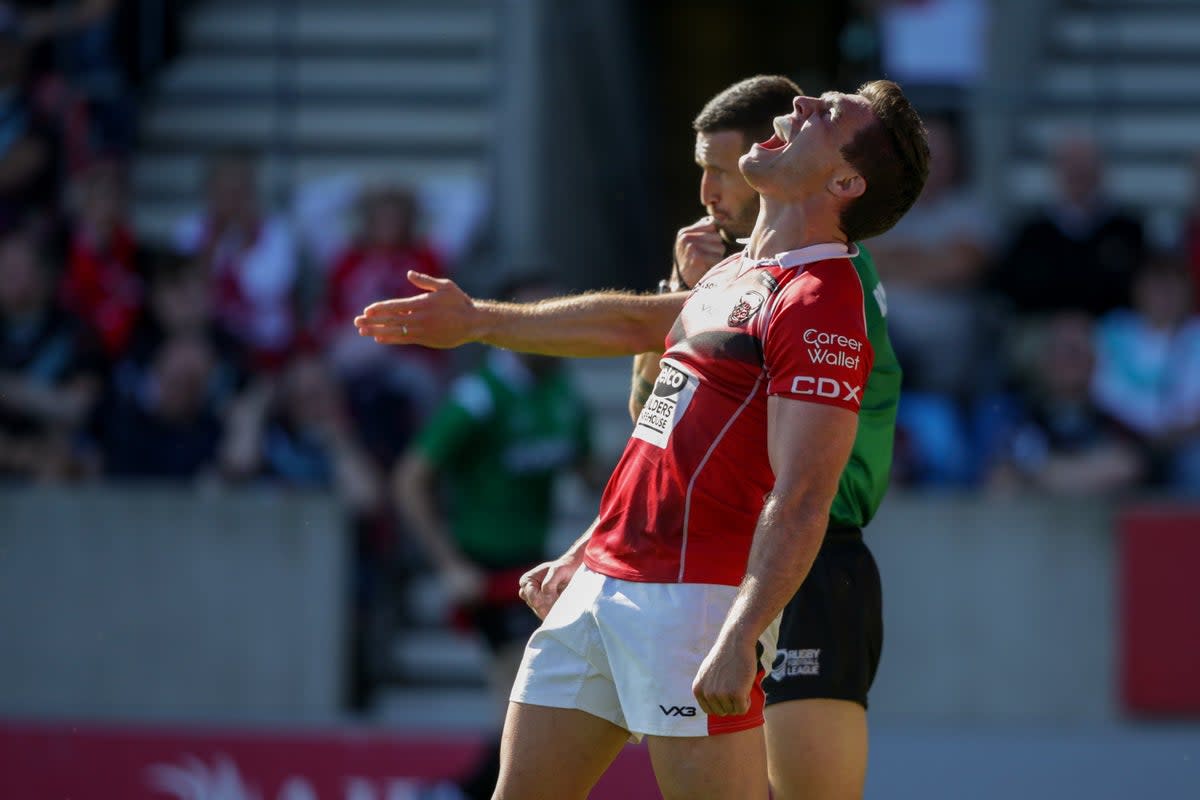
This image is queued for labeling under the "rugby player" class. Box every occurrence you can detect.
[359,81,929,798]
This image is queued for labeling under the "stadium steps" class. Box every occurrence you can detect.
[131,0,498,244]
[372,685,496,731]
[1005,0,1200,239]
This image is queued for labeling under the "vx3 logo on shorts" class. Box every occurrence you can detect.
[659,705,697,717]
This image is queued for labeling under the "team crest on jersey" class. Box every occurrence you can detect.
[727,290,765,327]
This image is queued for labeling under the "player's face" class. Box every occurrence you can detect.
[739,93,873,202]
[695,130,759,241]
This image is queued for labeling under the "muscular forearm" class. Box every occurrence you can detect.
[473,292,683,357]
[359,275,687,355]
[716,493,831,648]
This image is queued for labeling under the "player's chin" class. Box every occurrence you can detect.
[716,222,749,245]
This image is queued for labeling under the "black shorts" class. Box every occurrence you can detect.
[763,526,883,709]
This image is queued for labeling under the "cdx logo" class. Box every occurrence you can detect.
[659,704,697,717]
[789,376,862,403]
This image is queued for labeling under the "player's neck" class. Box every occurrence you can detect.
[745,197,845,260]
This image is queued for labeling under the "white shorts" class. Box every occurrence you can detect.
[510,565,779,740]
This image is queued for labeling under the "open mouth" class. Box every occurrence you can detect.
[757,134,787,151]
[756,115,795,152]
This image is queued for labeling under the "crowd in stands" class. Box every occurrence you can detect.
[885,115,1200,497]
[4,127,1200,500]
[1,3,1197,729]
[0,3,468,706]
[2,3,1199,503]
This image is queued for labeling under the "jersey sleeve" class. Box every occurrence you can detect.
[413,373,493,465]
[762,265,873,413]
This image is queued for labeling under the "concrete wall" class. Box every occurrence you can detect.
[0,487,349,724]
[0,486,1159,725]
[868,494,1118,721]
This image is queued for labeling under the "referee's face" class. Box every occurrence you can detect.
[695,130,760,241]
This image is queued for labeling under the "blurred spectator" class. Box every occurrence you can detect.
[870,114,988,489]
[99,332,226,479]
[315,185,444,370]
[987,312,1146,495]
[111,254,247,414]
[1092,254,1200,493]
[9,0,132,153]
[315,186,448,466]
[174,150,299,370]
[393,280,593,799]
[57,157,139,358]
[0,10,55,230]
[293,173,489,279]
[995,134,1144,316]
[221,353,381,512]
[0,227,100,479]
[869,114,991,395]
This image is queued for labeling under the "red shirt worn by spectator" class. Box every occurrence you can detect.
[318,243,443,342]
[59,223,139,357]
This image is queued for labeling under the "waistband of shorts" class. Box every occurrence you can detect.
[824,525,862,543]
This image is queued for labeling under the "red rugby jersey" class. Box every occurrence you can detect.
[583,243,873,586]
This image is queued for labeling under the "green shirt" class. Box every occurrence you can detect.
[414,350,592,567]
[831,244,901,529]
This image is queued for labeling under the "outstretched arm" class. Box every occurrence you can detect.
[355,271,686,357]
[692,397,858,717]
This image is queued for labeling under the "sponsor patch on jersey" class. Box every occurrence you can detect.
[633,358,699,448]
[788,375,863,405]
[803,327,865,370]
[727,290,765,327]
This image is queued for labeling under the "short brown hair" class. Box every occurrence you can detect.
[838,80,930,241]
[692,75,802,145]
